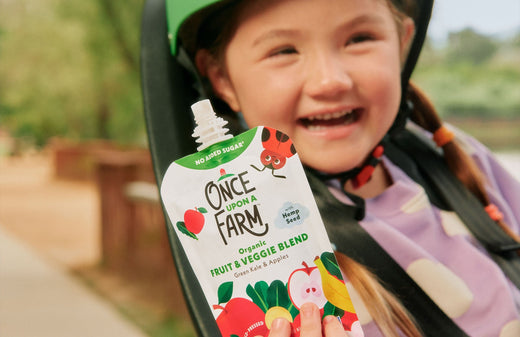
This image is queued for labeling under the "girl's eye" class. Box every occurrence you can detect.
[346,34,374,46]
[269,47,297,57]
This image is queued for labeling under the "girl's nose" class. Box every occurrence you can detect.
[304,53,353,99]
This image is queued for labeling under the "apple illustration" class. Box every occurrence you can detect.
[213,298,268,337]
[288,262,328,310]
[183,207,206,234]
[339,313,363,336]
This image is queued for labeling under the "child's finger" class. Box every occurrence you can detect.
[322,315,349,337]
[264,318,291,337]
[298,303,323,337]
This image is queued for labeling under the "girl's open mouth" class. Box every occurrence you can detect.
[300,109,360,131]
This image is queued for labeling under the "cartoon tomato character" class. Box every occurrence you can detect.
[251,127,296,178]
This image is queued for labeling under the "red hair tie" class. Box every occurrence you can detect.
[485,204,504,222]
[433,126,455,147]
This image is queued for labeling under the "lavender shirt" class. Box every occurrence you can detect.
[329,129,520,337]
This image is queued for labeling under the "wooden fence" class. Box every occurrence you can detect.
[53,141,190,318]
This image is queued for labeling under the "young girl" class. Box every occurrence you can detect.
[164,0,520,336]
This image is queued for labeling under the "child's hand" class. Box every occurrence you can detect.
[262,317,291,337]
[263,303,349,337]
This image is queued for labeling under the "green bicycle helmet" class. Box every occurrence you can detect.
[166,0,235,56]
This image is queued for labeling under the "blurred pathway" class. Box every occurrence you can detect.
[0,154,100,268]
[0,225,149,337]
[0,154,150,336]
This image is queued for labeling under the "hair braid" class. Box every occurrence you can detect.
[407,82,520,243]
[335,253,424,337]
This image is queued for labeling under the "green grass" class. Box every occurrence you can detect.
[413,64,520,120]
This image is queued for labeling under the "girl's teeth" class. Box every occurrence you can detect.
[307,125,328,131]
[304,109,357,130]
[308,110,352,121]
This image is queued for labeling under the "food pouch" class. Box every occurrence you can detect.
[160,100,363,337]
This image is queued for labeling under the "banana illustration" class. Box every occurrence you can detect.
[314,256,356,313]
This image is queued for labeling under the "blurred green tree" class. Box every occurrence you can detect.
[0,0,145,147]
[1,1,518,148]
[445,28,498,65]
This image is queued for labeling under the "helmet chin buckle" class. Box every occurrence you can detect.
[308,142,386,190]
[351,145,385,189]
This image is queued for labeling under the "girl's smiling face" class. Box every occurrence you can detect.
[204,0,414,174]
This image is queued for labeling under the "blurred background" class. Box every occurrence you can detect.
[0,0,518,336]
